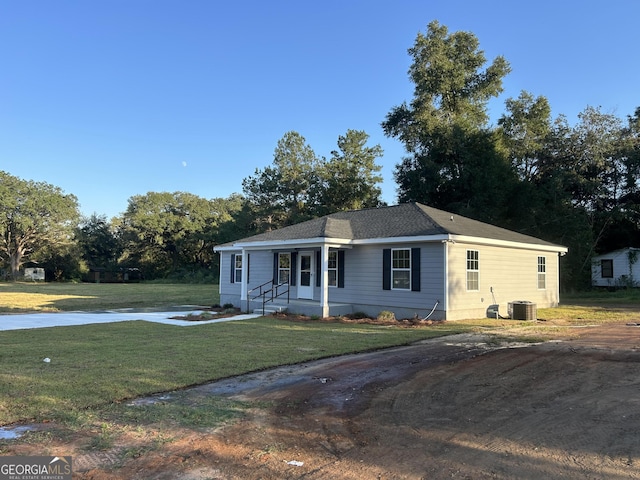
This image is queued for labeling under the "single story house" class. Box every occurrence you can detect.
[214,203,568,320]
[591,247,640,288]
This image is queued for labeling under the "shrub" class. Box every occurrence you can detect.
[377,310,396,322]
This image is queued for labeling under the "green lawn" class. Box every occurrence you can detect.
[1,282,639,430]
[0,282,218,312]
[0,317,474,426]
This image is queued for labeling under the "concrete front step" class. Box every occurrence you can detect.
[252,305,288,315]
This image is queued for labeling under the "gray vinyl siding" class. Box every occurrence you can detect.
[327,243,444,315]
[446,242,560,320]
[245,250,276,290]
[219,251,242,296]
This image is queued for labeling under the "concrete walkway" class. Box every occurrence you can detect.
[0,309,262,332]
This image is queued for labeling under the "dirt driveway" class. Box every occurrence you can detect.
[8,322,640,479]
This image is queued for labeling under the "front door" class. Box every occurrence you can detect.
[297,251,314,299]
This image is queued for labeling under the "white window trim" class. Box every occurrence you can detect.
[328,250,338,288]
[234,254,242,283]
[391,248,411,291]
[278,252,291,284]
[466,250,479,291]
[537,256,546,290]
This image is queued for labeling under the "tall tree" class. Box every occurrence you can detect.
[76,214,122,270]
[118,192,224,278]
[498,91,552,182]
[526,108,628,288]
[616,107,640,245]
[242,131,321,230]
[315,130,384,215]
[382,21,513,221]
[0,171,79,279]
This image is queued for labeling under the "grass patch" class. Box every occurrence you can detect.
[0,282,218,313]
[1,283,639,434]
[102,393,252,431]
[0,318,476,426]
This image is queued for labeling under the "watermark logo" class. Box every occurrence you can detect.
[0,456,72,480]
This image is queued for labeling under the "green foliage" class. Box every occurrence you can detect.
[383,21,640,291]
[117,192,240,280]
[76,214,122,270]
[242,131,321,231]
[498,91,552,182]
[315,129,385,215]
[383,21,515,223]
[241,129,385,233]
[0,171,80,279]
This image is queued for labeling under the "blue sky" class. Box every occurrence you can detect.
[1,0,638,219]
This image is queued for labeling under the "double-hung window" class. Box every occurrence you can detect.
[278,253,291,284]
[392,248,411,290]
[537,256,546,289]
[466,250,479,291]
[328,250,338,287]
[234,254,242,283]
[383,248,420,292]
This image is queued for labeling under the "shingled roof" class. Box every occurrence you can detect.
[221,203,563,249]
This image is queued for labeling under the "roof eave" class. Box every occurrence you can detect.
[214,233,568,253]
[449,235,568,253]
[214,237,353,252]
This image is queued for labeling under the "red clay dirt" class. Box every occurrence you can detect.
[5,321,640,479]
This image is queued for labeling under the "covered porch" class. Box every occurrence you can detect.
[247,297,354,318]
[238,240,352,318]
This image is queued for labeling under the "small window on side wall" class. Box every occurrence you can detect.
[537,256,546,289]
[466,250,479,291]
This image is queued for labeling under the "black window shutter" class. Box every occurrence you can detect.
[338,250,345,288]
[230,254,235,283]
[411,247,421,292]
[272,253,278,283]
[382,249,391,290]
[290,252,297,286]
[246,254,250,283]
[316,251,321,287]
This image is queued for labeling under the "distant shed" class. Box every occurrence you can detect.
[592,248,640,288]
[24,267,45,281]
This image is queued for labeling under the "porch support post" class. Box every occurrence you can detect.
[240,249,248,303]
[319,244,329,318]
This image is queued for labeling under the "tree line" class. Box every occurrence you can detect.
[1,21,638,289]
[0,128,384,283]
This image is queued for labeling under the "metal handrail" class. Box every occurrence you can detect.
[247,280,290,315]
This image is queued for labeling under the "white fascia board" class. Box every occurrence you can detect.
[214,237,353,252]
[351,235,451,245]
[215,234,568,254]
[448,235,568,253]
[352,234,567,253]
